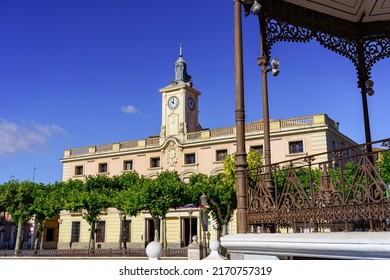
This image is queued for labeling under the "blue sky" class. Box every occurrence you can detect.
[0,1,389,184]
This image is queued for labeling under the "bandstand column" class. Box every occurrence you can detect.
[234,0,248,233]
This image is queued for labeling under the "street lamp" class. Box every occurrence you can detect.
[360,79,375,156]
[200,194,209,259]
[365,80,374,96]
[258,55,280,194]
[255,3,280,198]
[188,210,193,246]
[270,58,280,76]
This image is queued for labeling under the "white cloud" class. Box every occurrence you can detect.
[32,122,67,137]
[121,105,140,114]
[0,119,66,156]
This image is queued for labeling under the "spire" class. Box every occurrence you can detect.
[174,41,191,84]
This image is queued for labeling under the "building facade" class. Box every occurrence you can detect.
[0,212,59,250]
[58,46,357,249]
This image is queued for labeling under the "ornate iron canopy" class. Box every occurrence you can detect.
[243,0,390,82]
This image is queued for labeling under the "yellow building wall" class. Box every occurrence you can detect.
[131,215,145,248]
[165,217,179,247]
[99,209,120,248]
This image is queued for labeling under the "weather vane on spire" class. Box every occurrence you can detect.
[179,37,183,57]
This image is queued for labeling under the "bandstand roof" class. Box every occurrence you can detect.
[242,0,390,82]
[285,0,390,23]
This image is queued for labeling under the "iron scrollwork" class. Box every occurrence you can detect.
[256,0,390,84]
[247,138,390,232]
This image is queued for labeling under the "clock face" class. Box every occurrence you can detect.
[168,96,179,109]
[187,97,195,110]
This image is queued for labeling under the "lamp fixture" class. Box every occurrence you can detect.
[365,79,374,96]
[250,0,262,15]
[270,58,280,76]
[271,68,279,76]
[271,58,280,67]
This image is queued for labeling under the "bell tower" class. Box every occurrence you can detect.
[160,43,201,139]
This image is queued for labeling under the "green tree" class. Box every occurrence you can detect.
[63,175,114,250]
[114,172,146,217]
[143,171,184,247]
[225,148,264,187]
[112,172,146,249]
[378,150,390,185]
[0,180,36,252]
[32,181,65,249]
[185,149,263,239]
[185,173,236,239]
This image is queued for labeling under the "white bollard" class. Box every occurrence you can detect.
[202,240,227,260]
[146,241,163,260]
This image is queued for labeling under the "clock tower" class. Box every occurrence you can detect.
[160,43,201,139]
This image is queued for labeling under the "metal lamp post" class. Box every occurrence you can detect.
[361,79,375,154]
[254,4,280,200]
[200,194,209,259]
[188,210,193,245]
[258,55,279,194]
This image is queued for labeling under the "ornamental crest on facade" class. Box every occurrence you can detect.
[166,141,178,171]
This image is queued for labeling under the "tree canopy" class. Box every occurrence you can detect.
[184,149,263,238]
[0,180,36,250]
[62,175,116,249]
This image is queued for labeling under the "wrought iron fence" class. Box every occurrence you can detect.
[247,138,390,232]
[0,248,187,258]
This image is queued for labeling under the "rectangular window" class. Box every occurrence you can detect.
[96,221,105,243]
[71,221,80,243]
[150,157,160,168]
[216,149,228,162]
[289,141,304,154]
[99,163,108,173]
[123,160,133,171]
[185,153,196,164]
[45,228,55,242]
[250,145,264,156]
[331,140,337,151]
[75,165,83,176]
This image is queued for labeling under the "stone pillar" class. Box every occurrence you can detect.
[187,236,201,260]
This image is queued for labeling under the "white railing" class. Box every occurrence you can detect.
[210,127,234,137]
[65,114,336,158]
[146,137,159,147]
[187,131,202,141]
[95,144,113,153]
[280,116,314,128]
[246,122,264,133]
[70,148,89,156]
[120,140,138,150]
